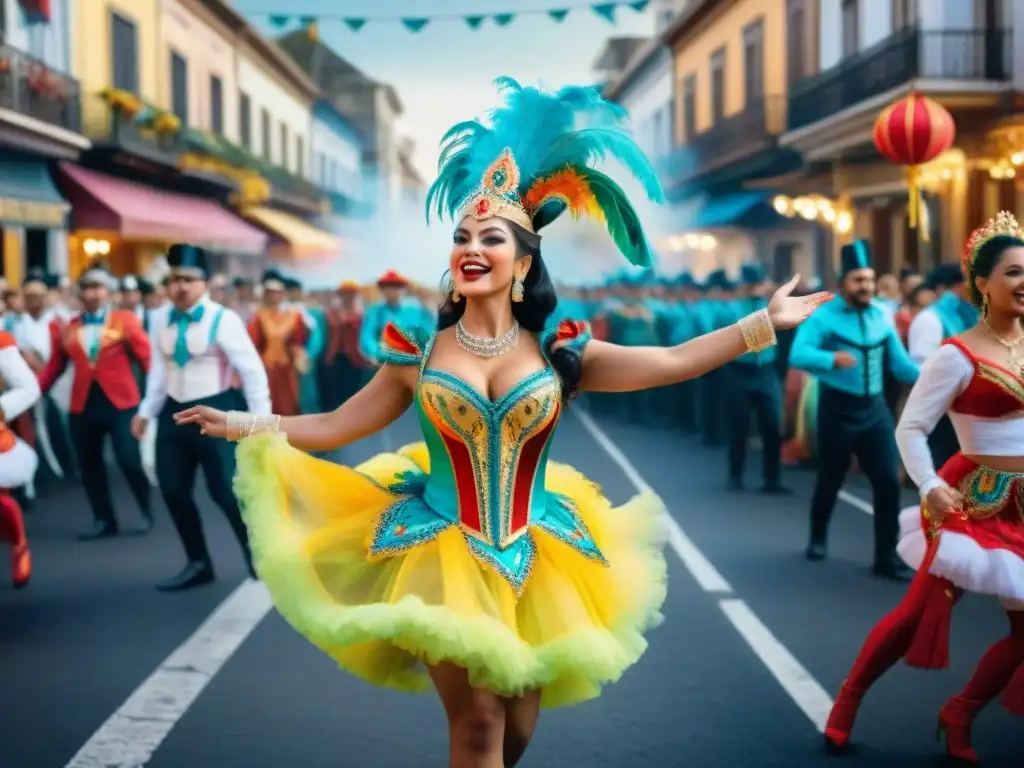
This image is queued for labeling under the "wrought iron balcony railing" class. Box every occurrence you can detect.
[658,95,786,188]
[0,42,81,134]
[788,27,1011,132]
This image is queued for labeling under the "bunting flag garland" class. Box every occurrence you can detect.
[257,1,650,34]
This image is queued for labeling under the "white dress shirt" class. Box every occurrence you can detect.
[906,308,944,364]
[138,296,270,419]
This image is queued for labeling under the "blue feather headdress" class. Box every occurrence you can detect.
[425,77,664,267]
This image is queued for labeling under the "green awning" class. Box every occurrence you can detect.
[0,158,69,228]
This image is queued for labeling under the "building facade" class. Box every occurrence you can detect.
[779,0,1018,273]
[662,0,822,280]
[0,0,87,284]
[311,99,365,208]
[160,0,239,142]
[276,30,409,213]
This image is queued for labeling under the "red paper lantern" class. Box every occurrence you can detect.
[873,93,956,234]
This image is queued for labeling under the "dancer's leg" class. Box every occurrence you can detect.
[429,662,506,768]
[502,689,541,767]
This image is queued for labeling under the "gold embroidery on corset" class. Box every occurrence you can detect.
[417,380,492,543]
[498,377,560,547]
[258,309,300,367]
[957,465,1024,521]
[976,361,1024,406]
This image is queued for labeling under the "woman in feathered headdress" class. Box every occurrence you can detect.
[826,212,1024,761]
[175,78,827,764]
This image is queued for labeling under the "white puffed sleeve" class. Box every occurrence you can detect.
[895,344,972,498]
[0,345,40,422]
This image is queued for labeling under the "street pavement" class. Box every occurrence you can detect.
[1,406,1021,768]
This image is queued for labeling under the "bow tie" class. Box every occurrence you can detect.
[170,305,204,324]
[82,312,105,325]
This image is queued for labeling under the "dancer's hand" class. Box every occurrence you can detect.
[925,485,964,522]
[130,415,148,441]
[174,406,228,439]
[767,275,832,330]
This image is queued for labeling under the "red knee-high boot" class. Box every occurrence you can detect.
[825,547,950,753]
[0,492,30,588]
[939,612,1024,762]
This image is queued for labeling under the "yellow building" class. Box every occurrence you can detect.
[663,0,825,281]
[75,0,162,141]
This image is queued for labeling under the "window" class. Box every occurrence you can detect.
[280,123,288,168]
[652,109,663,158]
[787,1,807,85]
[743,19,765,104]
[261,108,271,160]
[892,0,916,30]
[681,74,696,141]
[210,75,223,134]
[710,47,726,123]
[841,0,858,58]
[296,136,304,177]
[110,13,138,92]
[319,152,326,184]
[239,92,251,149]
[170,51,188,126]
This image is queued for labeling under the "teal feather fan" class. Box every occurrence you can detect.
[425,77,664,267]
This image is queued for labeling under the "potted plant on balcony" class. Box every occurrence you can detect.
[100,88,142,120]
[153,110,181,135]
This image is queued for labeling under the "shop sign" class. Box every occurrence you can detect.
[0,197,67,226]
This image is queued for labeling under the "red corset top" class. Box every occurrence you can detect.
[945,337,1024,417]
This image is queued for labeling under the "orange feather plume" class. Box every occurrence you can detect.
[523,168,604,221]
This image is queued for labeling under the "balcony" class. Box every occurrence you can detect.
[108,109,185,167]
[659,96,789,192]
[0,41,81,135]
[788,27,1011,132]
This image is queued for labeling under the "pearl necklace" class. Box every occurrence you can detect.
[455,318,520,358]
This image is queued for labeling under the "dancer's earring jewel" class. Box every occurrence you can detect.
[511,276,525,303]
[982,294,989,319]
[451,286,461,303]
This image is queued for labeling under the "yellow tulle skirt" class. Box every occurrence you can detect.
[234,434,668,708]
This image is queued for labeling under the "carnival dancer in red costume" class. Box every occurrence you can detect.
[0,329,40,587]
[321,280,365,410]
[825,212,1024,762]
[38,265,153,539]
[247,269,307,416]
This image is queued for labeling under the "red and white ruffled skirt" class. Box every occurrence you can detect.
[898,454,1024,610]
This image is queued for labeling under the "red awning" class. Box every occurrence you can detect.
[58,163,268,255]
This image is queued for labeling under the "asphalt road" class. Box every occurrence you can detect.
[1,406,1020,767]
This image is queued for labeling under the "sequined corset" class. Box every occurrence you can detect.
[366,320,599,594]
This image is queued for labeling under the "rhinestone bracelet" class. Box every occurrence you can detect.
[226,411,281,442]
[738,309,777,353]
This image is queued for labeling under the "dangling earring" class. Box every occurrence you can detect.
[451,286,461,303]
[511,276,525,303]
[982,294,990,319]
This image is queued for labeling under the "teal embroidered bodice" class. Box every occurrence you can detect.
[366,318,603,593]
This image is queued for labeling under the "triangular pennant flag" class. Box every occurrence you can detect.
[401,17,430,32]
[493,13,515,26]
[464,15,485,29]
[592,3,617,22]
[268,15,290,28]
[299,15,316,25]
[628,0,650,10]
[548,9,570,21]
[343,18,366,31]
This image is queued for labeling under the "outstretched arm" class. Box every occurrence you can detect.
[174,364,415,453]
[579,276,830,392]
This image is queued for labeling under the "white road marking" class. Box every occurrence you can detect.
[720,599,833,731]
[573,408,733,594]
[839,488,874,515]
[572,408,832,732]
[65,580,273,767]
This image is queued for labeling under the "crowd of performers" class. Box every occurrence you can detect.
[0,234,1020,760]
[0,258,440,590]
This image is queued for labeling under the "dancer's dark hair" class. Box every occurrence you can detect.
[437,219,581,400]
[968,234,1024,306]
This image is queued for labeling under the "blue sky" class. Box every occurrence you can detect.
[238,1,653,180]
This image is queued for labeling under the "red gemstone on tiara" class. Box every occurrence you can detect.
[475,199,490,216]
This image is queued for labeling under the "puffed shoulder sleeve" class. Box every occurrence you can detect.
[543,318,593,355]
[378,322,429,366]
